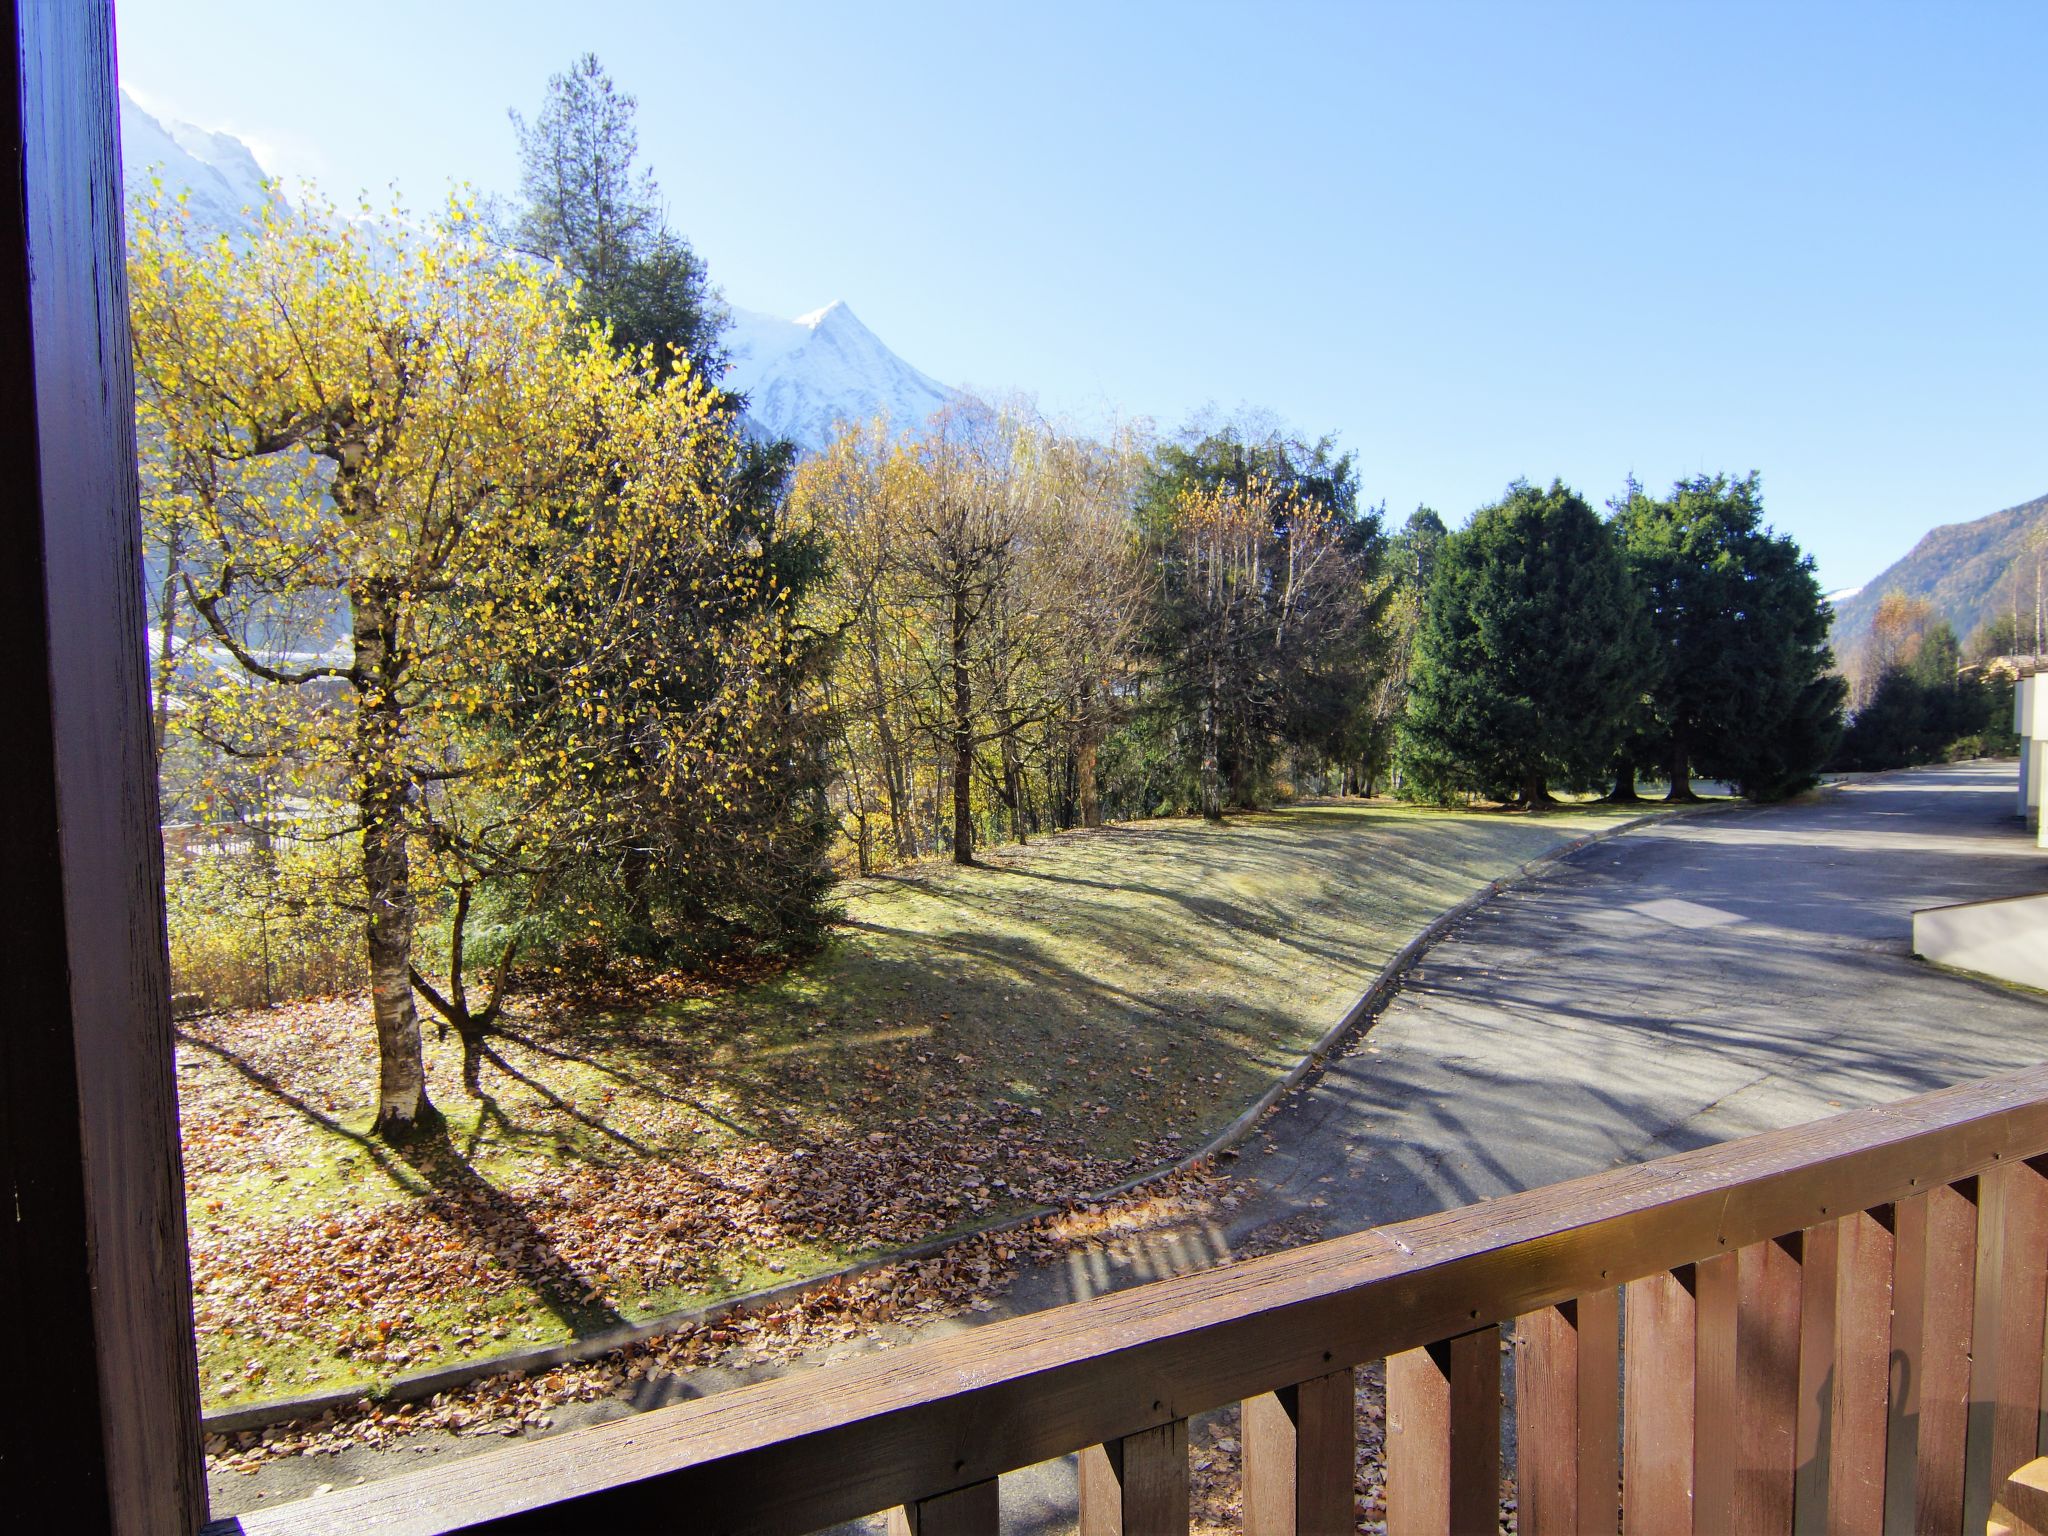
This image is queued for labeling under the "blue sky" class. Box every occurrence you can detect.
[116,1,2047,596]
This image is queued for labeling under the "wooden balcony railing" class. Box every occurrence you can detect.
[208,1064,2048,1535]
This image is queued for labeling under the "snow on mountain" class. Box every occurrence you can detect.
[723,302,958,452]
[114,94,958,452]
[118,90,282,235]
[1824,585,1864,608]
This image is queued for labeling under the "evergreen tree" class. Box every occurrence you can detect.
[1139,422,1388,813]
[512,54,728,376]
[1400,480,1651,806]
[1617,474,1843,800]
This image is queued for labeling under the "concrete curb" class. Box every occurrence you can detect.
[205,798,1734,1437]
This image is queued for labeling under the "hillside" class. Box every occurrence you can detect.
[1830,491,2048,650]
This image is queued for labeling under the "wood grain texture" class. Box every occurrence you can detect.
[0,1,204,1530]
[1388,1329,1498,1536]
[1078,1421,1187,1536]
[1887,1181,1977,1535]
[1516,1293,1620,1536]
[1514,1304,1579,1536]
[1576,1287,1621,1536]
[1735,1235,1802,1535]
[1991,1456,2048,1536]
[1241,1369,1354,1536]
[1623,1269,1694,1536]
[1968,1158,2048,1535]
[1693,1251,1739,1532]
[1828,1208,1894,1535]
[202,1068,2048,1536]
[1795,1221,1839,1533]
[1387,1344,1451,1534]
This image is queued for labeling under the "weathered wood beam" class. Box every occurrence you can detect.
[0,1,203,1530]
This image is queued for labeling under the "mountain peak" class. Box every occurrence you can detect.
[724,303,956,452]
[794,300,854,330]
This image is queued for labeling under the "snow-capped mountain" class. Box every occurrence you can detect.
[724,302,957,451]
[118,90,282,235]
[115,91,958,451]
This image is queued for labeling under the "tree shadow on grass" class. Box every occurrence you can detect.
[390,1111,629,1338]
[179,1028,627,1340]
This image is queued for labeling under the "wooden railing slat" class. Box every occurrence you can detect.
[203,1068,2048,1536]
[1515,1289,1620,1536]
[1241,1368,1354,1536]
[1576,1286,1622,1536]
[1886,1180,1978,1534]
[1623,1268,1695,1535]
[1795,1219,1840,1531]
[1827,1207,1895,1534]
[1967,1157,2048,1535]
[1695,1250,1740,1531]
[1079,1419,1187,1536]
[1388,1327,1499,1535]
[1734,1234,1802,1535]
[885,1478,999,1536]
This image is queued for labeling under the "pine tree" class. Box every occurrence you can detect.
[1400,481,1651,805]
[512,53,727,376]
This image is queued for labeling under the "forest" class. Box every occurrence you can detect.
[135,57,1848,1144]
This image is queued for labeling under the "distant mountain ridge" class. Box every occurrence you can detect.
[1831,491,2048,651]
[119,91,282,235]
[115,91,957,451]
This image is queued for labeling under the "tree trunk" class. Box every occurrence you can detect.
[865,622,910,860]
[353,581,435,1139]
[1667,736,1699,802]
[1200,650,1223,821]
[1608,760,1642,803]
[951,586,975,864]
[1077,734,1100,828]
[1520,770,1554,809]
[151,521,184,761]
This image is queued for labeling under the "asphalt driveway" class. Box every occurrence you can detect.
[1014,760,2048,1311]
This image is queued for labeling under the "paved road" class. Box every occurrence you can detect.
[1009,761,2048,1314]
[212,763,2048,1525]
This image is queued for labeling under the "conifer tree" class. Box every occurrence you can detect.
[1401,481,1651,805]
[512,53,727,375]
[1616,474,1843,800]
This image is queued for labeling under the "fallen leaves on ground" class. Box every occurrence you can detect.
[204,1168,1228,1471]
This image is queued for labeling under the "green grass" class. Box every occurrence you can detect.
[179,799,1666,1408]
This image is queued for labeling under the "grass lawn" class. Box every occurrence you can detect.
[178,799,1660,1409]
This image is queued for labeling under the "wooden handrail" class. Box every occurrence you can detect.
[207,1063,2048,1535]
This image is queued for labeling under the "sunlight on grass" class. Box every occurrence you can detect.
[178,800,1666,1405]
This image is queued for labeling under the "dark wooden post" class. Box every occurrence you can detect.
[886,1480,1000,1536]
[0,1,204,1529]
